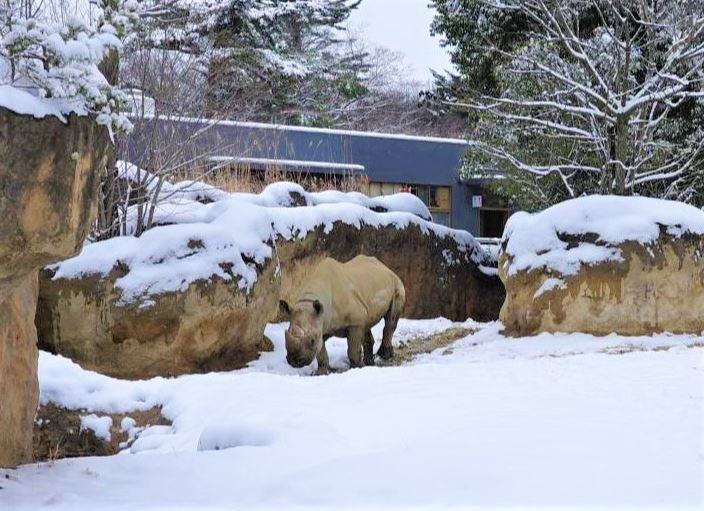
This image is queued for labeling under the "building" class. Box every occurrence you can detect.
[123,116,509,237]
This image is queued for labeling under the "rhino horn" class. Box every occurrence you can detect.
[289,325,305,339]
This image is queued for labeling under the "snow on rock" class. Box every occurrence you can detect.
[500,195,704,336]
[0,85,66,120]
[79,414,113,441]
[0,3,137,132]
[2,320,700,509]
[117,161,432,220]
[502,195,704,277]
[51,166,482,306]
[120,417,137,433]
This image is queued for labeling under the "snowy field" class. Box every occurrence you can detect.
[1,319,702,510]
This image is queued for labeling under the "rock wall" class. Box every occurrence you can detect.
[0,109,107,302]
[0,274,39,468]
[35,182,505,381]
[37,254,279,379]
[500,234,704,336]
[0,108,110,467]
[276,222,504,323]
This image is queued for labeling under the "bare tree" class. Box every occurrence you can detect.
[461,0,704,201]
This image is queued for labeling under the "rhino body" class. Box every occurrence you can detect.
[280,255,405,372]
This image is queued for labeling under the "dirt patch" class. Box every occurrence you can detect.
[33,404,170,462]
[379,327,476,366]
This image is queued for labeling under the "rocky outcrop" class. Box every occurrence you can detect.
[0,274,39,468]
[0,109,109,302]
[33,404,168,461]
[499,196,704,337]
[277,222,503,323]
[500,234,704,336]
[0,108,110,467]
[37,252,279,379]
[35,181,504,381]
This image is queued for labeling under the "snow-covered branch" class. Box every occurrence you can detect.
[462,0,704,201]
[0,0,139,133]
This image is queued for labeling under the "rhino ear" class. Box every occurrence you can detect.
[313,300,323,316]
[279,300,291,317]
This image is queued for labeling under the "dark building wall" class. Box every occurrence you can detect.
[122,117,483,232]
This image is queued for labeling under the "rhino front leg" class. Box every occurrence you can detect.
[347,327,364,368]
[363,329,375,366]
[316,342,330,375]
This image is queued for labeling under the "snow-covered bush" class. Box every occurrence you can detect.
[0,0,138,132]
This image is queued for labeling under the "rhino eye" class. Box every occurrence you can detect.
[309,338,315,347]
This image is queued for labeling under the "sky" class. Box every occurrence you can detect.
[349,0,454,85]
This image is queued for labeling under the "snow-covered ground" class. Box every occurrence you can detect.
[2,320,702,510]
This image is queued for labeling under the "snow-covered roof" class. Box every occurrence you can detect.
[130,113,471,146]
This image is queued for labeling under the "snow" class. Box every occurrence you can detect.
[79,415,112,442]
[210,155,366,172]
[534,277,567,298]
[0,85,67,120]
[0,5,136,132]
[50,168,478,306]
[2,319,701,509]
[132,114,470,145]
[502,195,704,276]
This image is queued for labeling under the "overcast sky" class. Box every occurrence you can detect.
[349,0,454,85]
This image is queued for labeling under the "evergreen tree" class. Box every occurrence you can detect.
[138,0,363,124]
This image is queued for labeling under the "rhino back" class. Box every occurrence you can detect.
[329,256,401,330]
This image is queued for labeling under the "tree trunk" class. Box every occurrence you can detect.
[95,49,121,240]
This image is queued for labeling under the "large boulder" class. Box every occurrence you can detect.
[0,108,108,301]
[37,230,280,379]
[0,107,110,467]
[276,222,503,322]
[499,195,704,336]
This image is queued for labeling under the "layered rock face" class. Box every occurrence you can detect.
[501,235,704,336]
[0,109,110,467]
[277,222,503,322]
[499,196,704,336]
[0,109,107,301]
[37,251,279,379]
[0,274,39,467]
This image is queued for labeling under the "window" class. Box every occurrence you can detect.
[432,212,451,227]
[409,185,440,208]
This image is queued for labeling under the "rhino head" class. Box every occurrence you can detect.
[279,299,325,368]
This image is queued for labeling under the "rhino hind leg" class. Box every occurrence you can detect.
[363,330,375,366]
[378,293,403,360]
